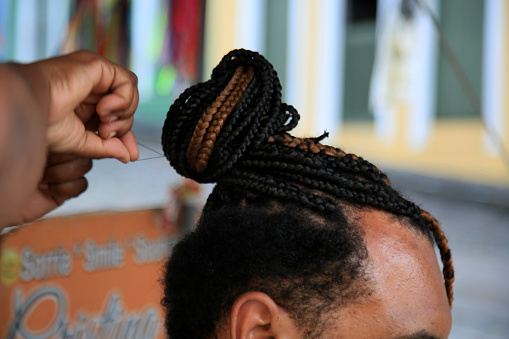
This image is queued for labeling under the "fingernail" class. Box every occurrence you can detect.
[117,157,129,164]
[39,183,49,190]
[109,115,119,123]
[102,110,111,116]
[108,131,117,139]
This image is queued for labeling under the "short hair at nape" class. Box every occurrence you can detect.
[162,195,369,338]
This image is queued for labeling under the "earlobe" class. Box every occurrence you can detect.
[229,292,302,339]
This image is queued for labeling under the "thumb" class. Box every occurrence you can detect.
[79,131,131,163]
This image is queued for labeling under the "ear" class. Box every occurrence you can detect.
[229,291,302,339]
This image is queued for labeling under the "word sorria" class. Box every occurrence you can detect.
[161,49,454,339]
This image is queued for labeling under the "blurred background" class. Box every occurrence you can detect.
[0,0,508,338]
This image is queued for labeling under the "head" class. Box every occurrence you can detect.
[161,49,454,338]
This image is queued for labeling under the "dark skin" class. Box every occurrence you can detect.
[216,210,451,339]
[0,50,139,229]
[19,154,93,224]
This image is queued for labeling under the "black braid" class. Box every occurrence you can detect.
[162,49,291,183]
[232,139,427,233]
[161,49,454,339]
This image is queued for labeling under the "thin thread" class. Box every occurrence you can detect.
[137,141,164,156]
[418,0,509,175]
[135,143,249,162]
[136,155,166,162]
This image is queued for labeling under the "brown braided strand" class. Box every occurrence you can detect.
[267,133,391,185]
[187,66,248,172]
[421,209,455,307]
[194,66,255,173]
[267,134,346,157]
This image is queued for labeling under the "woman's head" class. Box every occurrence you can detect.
[161,49,454,338]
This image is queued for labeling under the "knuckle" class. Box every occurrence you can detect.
[129,71,138,85]
[76,178,89,196]
[79,158,93,173]
[74,50,100,63]
[58,178,88,200]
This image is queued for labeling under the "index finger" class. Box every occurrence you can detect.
[32,51,138,125]
[93,67,138,120]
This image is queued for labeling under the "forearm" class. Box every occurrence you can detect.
[0,51,139,229]
[0,64,49,228]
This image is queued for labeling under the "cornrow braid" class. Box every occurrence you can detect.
[422,210,455,305]
[162,49,454,308]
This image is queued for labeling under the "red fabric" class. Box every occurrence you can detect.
[170,0,203,79]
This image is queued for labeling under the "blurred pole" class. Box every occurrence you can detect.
[46,0,70,58]
[202,0,235,79]
[312,0,346,138]
[265,0,288,98]
[405,0,439,151]
[286,0,311,136]
[131,0,161,101]
[234,0,267,55]
[35,0,48,59]
[482,0,506,155]
[422,0,509,174]
[369,0,439,151]
[369,0,399,146]
[12,0,38,62]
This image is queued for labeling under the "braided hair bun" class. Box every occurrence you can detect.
[162,49,299,183]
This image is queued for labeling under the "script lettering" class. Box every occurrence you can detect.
[7,287,160,339]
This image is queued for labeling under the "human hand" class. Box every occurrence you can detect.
[12,154,93,225]
[20,50,139,163]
